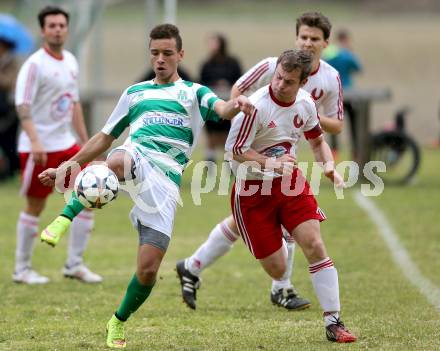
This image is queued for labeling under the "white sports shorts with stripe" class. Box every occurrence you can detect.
[108,143,180,238]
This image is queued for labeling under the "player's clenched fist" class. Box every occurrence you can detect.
[38,168,57,187]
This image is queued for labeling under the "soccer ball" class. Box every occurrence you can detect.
[74,165,119,209]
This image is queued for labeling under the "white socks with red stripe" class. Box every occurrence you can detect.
[15,212,39,273]
[186,219,239,276]
[309,257,340,324]
[66,210,94,268]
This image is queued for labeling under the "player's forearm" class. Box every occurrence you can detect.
[215,98,240,120]
[230,84,241,99]
[319,115,343,134]
[233,148,268,167]
[65,132,114,167]
[310,137,334,165]
[72,102,89,144]
[16,104,40,143]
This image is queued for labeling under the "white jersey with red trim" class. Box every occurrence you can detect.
[225,85,322,180]
[236,57,343,120]
[15,48,79,152]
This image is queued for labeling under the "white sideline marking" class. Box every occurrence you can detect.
[354,191,440,310]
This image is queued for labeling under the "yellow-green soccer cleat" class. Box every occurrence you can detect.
[106,315,126,349]
[40,216,71,247]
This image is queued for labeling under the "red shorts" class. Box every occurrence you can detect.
[231,169,326,259]
[19,144,81,198]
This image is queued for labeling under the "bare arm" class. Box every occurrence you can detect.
[71,102,89,145]
[38,132,115,186]
[67,132,114,166]
[319,115,343,134]
[230,84,242,99]
[308,135,345,187]
[214,95,255,120]
[16,104,47,166]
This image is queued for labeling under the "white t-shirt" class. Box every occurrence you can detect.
[236,57,343,120]
[226,85,322,180]
[15,48,79,152]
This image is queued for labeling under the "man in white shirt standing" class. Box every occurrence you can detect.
[13,6,102,284]
[177,12,343,311]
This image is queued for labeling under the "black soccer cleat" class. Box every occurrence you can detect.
[176,260,201,310]
[325,317,357,343]
[270,287,311,310]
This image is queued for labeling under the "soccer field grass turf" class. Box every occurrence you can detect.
[1,149,439,350]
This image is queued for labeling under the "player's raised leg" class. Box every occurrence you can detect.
[292,220,356,343]
[40,150,132,247]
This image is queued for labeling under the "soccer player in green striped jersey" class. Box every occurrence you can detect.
[38,24,254,349]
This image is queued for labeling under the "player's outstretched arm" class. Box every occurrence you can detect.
[214,95,255,120]
[38,132,115,186]
[308,135,345,188]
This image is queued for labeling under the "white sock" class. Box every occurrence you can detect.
[309,257,340,320]
[15,212,39,273]
[273,231,296,287]
[66,210,94,268]
[186,219,239,276]
[205,148,216,162]
[324,312,340,327]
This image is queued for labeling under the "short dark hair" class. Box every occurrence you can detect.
[38,6,69,29]
[276,49,312,81]
[149,24,182,51]
[296,12,332,41]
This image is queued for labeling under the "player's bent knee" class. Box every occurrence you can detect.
[137,266,158,284]
[305,238,327,260]
[260,256,286,280]
[272,264,286,280]
[106,151,133,181]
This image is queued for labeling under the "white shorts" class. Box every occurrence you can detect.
[108,144,180,238]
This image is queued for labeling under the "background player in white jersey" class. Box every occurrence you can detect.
[177,11,343,310]
[38,24,255,349]
[13,6,101,285]
[226,49,355,343]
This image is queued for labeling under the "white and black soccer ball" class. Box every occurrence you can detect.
[74,165,119,209]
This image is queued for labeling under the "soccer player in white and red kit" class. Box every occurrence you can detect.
[177,12,343,311]
[13,6,101,284]
[226,49,355,343]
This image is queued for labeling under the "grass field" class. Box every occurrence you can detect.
[1,147,440,350]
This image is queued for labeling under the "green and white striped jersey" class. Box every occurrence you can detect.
[101,79,221,186]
